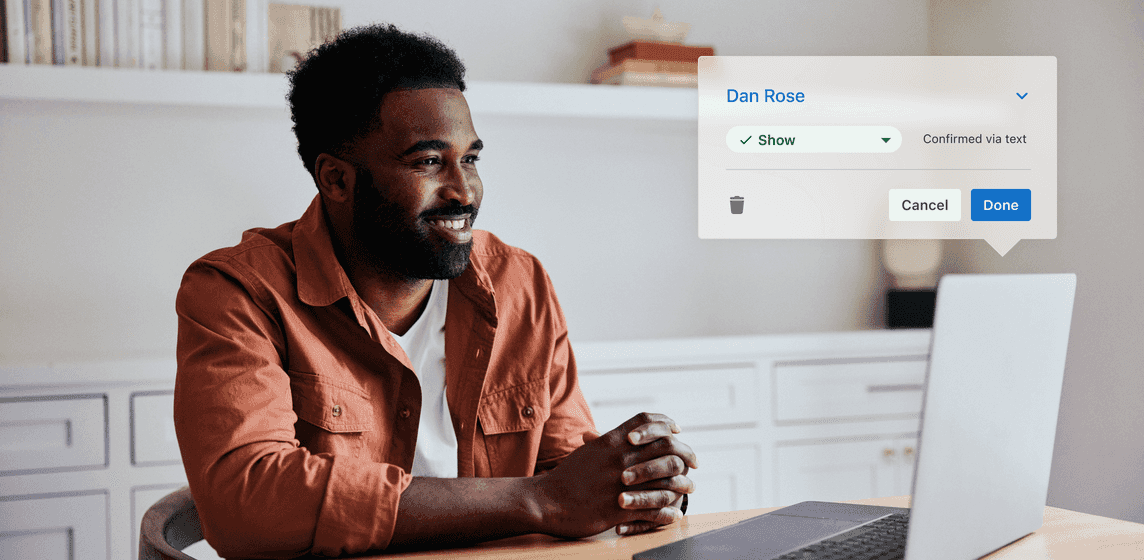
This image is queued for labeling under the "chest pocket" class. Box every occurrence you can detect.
[478,376,551,435]
[290,373,375,433]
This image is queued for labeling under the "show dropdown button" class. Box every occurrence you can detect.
[726,126,903,153]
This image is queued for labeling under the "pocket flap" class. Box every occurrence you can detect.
[478,377,550,435]
[290,375,375,433]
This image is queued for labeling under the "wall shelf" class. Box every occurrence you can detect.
[0,64,698,120]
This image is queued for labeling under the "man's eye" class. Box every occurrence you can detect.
[463,155,480,164]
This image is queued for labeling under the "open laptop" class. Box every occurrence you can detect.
[635,273,1077,560]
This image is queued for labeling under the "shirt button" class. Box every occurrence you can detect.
[331,405,342,418]
[400,408,411,419]
[522,406,534,418]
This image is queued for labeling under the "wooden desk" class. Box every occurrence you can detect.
[362,496,1144,559]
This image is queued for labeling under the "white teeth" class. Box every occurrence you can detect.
[433,219,465,230]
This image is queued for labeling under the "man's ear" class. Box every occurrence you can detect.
[314,153,357,203]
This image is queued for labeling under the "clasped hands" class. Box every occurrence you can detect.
[532,412,698,538]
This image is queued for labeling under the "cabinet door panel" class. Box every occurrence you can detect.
[578,366,757,431]
[0,395,107,474]
[774,360,926,422]
[685,444,760,515]
[0,492,107,560]
[775,439,898,506]
[132,391,180,464]
[894,436,919,496]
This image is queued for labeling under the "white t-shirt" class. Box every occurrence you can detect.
[390,279,458,478]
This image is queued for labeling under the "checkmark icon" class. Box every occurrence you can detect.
[740,136,752,144]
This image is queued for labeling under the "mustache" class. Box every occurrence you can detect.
[421,204,478,219]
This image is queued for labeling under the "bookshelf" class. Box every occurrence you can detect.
[0,64,698,120]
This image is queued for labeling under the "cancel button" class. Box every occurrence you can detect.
[889,189,962,221]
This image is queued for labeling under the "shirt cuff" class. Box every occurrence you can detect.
[310,454,413,555]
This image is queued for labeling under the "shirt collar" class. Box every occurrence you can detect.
[293,195,357,308]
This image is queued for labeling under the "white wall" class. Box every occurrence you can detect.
[931,0,1144,523]
[0,0,929,362]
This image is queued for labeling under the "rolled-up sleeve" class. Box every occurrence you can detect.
[174,259,412,558]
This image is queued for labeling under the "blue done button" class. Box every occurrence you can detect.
[971,189,1031,221]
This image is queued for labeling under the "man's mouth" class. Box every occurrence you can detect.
[430,217,467,230]
[425,214,473,243]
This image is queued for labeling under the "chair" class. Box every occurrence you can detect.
[139,486,205,560]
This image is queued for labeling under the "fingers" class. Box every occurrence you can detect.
[615,521,658,536]
[619,413,681,441]
[616,506,684,535]
[618,489,683,510]
[626,418,681,446]
[623,443,698,485]
[626,474,694,495]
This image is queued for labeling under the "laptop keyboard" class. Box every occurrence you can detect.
[773,513,910,560]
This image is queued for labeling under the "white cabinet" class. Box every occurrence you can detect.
[131,391,181,465]
[577,364,758,432]
[772,359,927,422]
[0,395,107,474]
[775,435,918,505]
[0,361,191,560]
[0,492,108,560]
[576,330,931,514]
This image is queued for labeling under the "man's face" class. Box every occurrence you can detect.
[347,88,484,280]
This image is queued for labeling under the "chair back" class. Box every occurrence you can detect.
[139,486,204,560]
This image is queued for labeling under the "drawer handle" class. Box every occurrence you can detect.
[591,397,656,408]
[867,383,924,393]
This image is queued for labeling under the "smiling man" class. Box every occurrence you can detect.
[173,24,696,559]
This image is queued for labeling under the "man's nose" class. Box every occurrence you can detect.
[441,162,478,206]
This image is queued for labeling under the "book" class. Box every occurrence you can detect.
[590,58,697,84]
[595,70,697,88]
[230,0,244,70]
[162,0,181,68]
[4,0,27,63]
[115,0,139,67]
[244,0,265,72]
[1,0,7,62]
[183,0,204,70]
[205,0,245,71]
[62,0,80,65]
[267,3,340,73]
[607,40,713,65]
[97,0,113,64]
[82,0,98,65]
[50,0,64,63]
[140,0,162,69]
[28,0,52,64]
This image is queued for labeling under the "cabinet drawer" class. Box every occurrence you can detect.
[0,395,107,474]
[578,365,757,432]
[773,359,926,422]
[0,491,108,560]
[685,443,760,515]
[132,392,180,465]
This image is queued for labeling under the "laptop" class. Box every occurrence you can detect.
[635,273,1077,560]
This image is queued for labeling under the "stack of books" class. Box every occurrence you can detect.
[1,0,339,72]
[590,40,714,87]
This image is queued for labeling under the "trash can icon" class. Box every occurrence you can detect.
[730,196,745,214]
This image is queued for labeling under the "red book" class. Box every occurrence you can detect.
[607,40,714,65]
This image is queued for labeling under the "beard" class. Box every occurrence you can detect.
[349,168,476,280]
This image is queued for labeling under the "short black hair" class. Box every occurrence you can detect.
[287,23,467,177]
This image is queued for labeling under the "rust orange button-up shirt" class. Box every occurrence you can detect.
[173,195,596,559]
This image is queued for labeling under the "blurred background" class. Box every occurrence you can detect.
[1,0,1141,525]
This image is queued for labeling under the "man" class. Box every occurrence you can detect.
[174,23,697,558]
